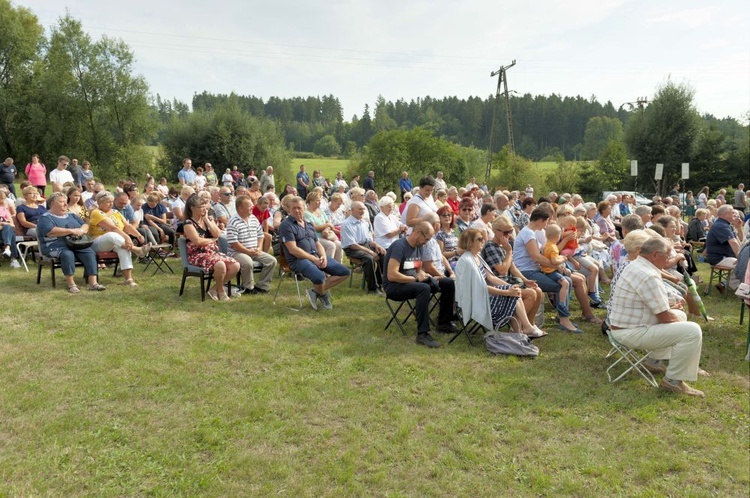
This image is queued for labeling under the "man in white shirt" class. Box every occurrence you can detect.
[225,195,277,293]
[171,186,194,226]
[342,201,386,294]
[609,237,706,397]
[49,156,75,192]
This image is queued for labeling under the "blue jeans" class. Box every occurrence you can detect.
[1,224,19,257]
[49,246,98,277]
[290,257,350,285]
[521,269,571,317]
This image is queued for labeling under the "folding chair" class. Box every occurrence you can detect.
[177,237,213,301]
[348,257,367,289]
[142,243,174,275]
[704,262,735,297]
[448,306,484,346]
[384,297,416,336]
[604,330,658,387]
[272,251,306,311]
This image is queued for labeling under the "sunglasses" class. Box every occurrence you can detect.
[221,192,232,196]
[440,214,452,218]
[461,208,472,212]
[501,230,514,236]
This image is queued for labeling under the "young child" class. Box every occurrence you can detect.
[558,215,606,306]
[540,224,571,300]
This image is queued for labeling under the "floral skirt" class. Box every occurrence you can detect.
[187,240,236,271]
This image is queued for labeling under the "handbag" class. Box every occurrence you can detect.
[64,234,94,250]
[484,331,539,357]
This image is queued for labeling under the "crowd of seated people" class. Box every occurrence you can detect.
[3,158,748,381]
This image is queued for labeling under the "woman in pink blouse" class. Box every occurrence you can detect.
[25,154,47,196]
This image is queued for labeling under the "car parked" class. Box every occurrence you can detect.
[600,191,653,206]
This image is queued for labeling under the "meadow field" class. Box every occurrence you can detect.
[0,255,748,496]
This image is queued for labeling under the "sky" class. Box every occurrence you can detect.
[21,0,750,122]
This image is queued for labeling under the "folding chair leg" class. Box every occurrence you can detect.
[605,333,658,387]
[385,299,412,336]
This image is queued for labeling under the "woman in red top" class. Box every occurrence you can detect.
[252,195,272,253]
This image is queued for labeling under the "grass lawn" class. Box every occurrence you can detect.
[291,158,351,182]
[0,257,748,496]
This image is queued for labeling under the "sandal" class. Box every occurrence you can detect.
[219,291,231,302]
[68,285,80,294]
[582,315,603,325]
[526,326,548,338]
[121,279,138,288]
[207,289,219,301]
[88,283,107,291]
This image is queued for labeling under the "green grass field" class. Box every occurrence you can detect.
[0,255,747,496]
[291,158,351,182]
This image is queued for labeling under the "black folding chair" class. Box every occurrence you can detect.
[384,297,416,336]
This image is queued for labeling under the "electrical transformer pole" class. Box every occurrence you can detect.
[485,60,517,182]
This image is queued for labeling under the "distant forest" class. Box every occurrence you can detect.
[187,91,747,161]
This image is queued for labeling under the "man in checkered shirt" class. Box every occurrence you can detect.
[609,237,706,397]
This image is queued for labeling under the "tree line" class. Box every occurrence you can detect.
[2,1,747,197]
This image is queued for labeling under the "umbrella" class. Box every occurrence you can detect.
[683,271,708,321]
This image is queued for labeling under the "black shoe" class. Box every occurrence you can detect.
[589,300,606,309]
[436,322,460,334]
[416,332,441,348]
[254,287,269,294]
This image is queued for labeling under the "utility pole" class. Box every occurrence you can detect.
[485,60,517,182]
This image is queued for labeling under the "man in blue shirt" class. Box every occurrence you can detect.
[399,171,412,202]
[341,201,385,294]
[177,158,197,186]
[279,196,349,310]
[705,205,742,266]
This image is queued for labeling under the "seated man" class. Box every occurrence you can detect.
[341,201,386,295]
[421,211,455,279]
[226,195,277,294]
[279,196,350,310]
[383,220,457,348]
[609,237,706,397]
[213,186,236,228]
[705,204,742,267]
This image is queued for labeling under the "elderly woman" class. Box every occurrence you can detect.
[88,191,151,287]
[593,201,618,244]
[16,185,47,237]
[455,228,546,337]
[324,193,346,233]
[183,193,240,301]
[0,189,21,267]
[482,216,543,325]
[305,190,342,262]
[435,189,448,209]
[456,197,475,233]
[36,192,106,293]
[374,195,407,250]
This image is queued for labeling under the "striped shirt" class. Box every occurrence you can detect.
[225,214,263,257]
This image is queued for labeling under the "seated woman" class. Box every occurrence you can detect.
[36,192,106,293]
[482,216,543,325]
[513,206,601,332]
[183,193,240,301]
[323,193,346,236]
[16,185,47,238]
[374,195,407,251]
[455,197,474,233]
[0,189,22,267]
[455,228,546,338]
[435,205,461,268]
[88,191,151,288]
[305,190,342,262]
[686,208,708,243]
[66,186,88,220]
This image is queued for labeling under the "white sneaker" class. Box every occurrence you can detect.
[9,259,21,268]
[2,247,10,258]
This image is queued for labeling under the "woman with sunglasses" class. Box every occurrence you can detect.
[482,216,543,326]
[455,198,474,234]
[455,228,546,338]
[435,205,462,268]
